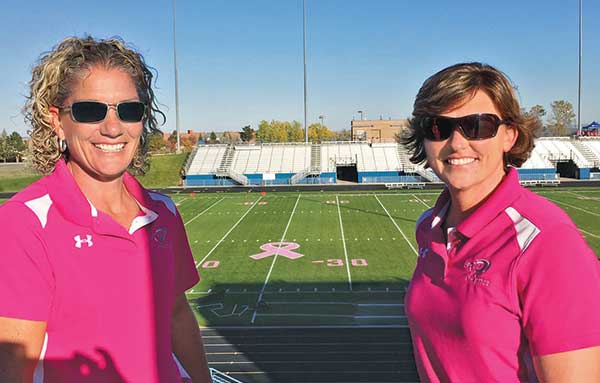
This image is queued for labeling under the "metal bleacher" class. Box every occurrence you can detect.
[187,145,228,174]
[184,137,600,186]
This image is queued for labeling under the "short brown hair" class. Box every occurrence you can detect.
[24,36,165,175]
[402,62,539,168]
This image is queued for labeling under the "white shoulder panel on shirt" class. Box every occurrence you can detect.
[149,192,176,215]
[416,208,434,230]
[24,194,53,229]
[504,206,541,253]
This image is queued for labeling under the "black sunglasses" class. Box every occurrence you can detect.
[416,113,509,141]
[59,101,146,123]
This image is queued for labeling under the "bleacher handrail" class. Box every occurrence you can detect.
[210,368,245,383]
[183,146,199,176]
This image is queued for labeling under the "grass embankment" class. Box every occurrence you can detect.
[137,152,188,189]
[0,163,41,192]
[0,153,187,193]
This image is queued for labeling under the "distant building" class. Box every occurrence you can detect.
[351,119,409,142]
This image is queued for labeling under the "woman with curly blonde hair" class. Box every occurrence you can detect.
[0,36,211,382]
[403,62,600,382]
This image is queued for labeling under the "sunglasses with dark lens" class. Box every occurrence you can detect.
[60,101,146,123]
[417,113,509,141]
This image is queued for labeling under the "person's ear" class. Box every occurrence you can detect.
[48,106,65,139]
[503,125,518,153]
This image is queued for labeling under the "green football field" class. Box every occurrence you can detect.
[171,188,600,327]
[1,187,599,327]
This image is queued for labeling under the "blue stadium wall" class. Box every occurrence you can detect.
[517,168,555,175]
[576,168,591,179]
[358,171,422,183]
[185,172,337,186]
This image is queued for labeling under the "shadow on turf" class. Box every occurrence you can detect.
[190,281,419,383]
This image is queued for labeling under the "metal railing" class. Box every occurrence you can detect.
[211,368,245,383]
[414,167,440,182]
[226,169,248,185]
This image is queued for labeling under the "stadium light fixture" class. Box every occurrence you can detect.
[318,115,325,127]
[357,110,364,120]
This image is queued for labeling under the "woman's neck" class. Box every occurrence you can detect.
[445,171,507,228]
[67,161,132,216]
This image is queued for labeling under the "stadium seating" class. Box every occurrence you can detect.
[184,138,600,186]
[187,145,228,174]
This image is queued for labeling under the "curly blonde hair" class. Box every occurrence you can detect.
[403,62,540,168]
[24,36,164,175]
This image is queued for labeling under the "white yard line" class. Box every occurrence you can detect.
[282,192,443,198]
[184,197,224,226]
[411,193,431,209]
[580,228,600,239]
[336,195,353,292]
[251,194,302,323]
[175,197,189,206]
[374,195,418,255]
[196,197,262,268]
[566,190,600,202]
[544,196,600,218]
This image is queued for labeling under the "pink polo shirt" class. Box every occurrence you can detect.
[405,168,600,382]
[0,159,199,382]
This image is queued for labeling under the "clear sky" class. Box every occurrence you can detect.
[1,0,599,136]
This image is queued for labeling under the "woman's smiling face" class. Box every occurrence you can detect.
[51,66,143,183]
[424,89,518,198]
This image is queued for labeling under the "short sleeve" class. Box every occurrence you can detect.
[172,208,200,296]
[0,202,54,321]
[516,223,600,356]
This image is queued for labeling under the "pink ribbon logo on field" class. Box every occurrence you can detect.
[250,242,304,260]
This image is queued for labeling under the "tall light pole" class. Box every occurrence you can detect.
[172,0,181,153]
[577,0,582,136]
[357,110,364,120]
[318,114,325,127]
[303,0,309,143]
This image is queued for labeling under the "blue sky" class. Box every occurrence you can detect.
[1,0,599,136]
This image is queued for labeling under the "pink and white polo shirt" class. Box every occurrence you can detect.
[0,159,199,382]
[405,168,600,382]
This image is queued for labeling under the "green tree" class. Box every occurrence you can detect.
[5,131,26,161]
[240,125,255,142]
[209,131,218,143]
[547,100,575,136]
[148,132,166,152]
[528,105,546,120]
[0,130,8,162]
[256,120,273,142]
[308,123,334,142]
[270,120,288,142]
[286,120,304,142]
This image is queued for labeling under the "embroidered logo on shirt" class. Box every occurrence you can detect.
[464,259,491,286]
[74,234,94,248]
[418,247,429,258]
[152,227,168,243]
